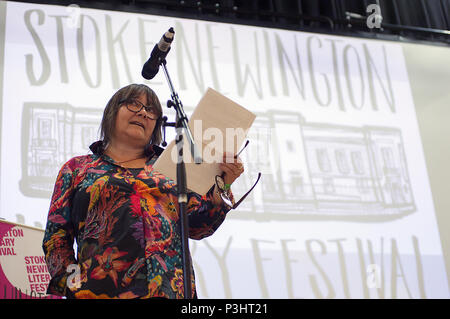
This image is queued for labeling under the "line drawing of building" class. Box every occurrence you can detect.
[237,110,416,222]
[19,103,415,223]
[20,102,103,198]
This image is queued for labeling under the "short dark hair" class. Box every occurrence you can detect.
[100,83,163,150]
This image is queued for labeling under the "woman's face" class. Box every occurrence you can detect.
[112,93,157,149]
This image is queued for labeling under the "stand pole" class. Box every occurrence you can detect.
[174,115,191,299]
[160,59,201,299]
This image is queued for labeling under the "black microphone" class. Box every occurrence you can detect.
[141,28,175,80]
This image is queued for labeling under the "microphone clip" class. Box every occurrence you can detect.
[161,115,175,147]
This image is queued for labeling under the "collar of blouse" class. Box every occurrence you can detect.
[88,140,165,166]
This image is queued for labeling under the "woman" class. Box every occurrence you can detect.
[42,83,243,299]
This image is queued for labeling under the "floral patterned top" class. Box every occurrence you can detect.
[42,141,232,299]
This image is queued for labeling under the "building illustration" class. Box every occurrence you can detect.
[19,103,415,222]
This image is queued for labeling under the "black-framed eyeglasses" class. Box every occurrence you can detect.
[119,98,159,120]
[215,140,262,209]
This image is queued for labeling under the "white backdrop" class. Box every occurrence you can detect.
[0,1,448,298]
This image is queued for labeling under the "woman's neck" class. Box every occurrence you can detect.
[104,141,146,163]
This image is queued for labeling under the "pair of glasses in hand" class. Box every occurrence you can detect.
[215,141,261,209]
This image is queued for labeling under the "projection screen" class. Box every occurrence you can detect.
[0,1,449,298]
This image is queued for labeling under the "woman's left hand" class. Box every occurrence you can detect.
[219,152,245,186]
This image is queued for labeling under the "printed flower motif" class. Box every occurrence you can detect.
[170,269,184,297]
[129,194,144,218]
[141,166,163,184]
[129,180,159,219]
[83,184,126,246]
[73,156,105,185]
[45,232,75,275]
[112,167,135,183]
[48,213,67,225]
[91,247,131,287]
[48,173,73,215]
[155,201,178,222]
[121,257,146,287]
[148,275,162,296]
[133,181,160,213]
[130,220,145,247]
[86,175,109,211]
[118,291,140,299]
[74,290,114,299]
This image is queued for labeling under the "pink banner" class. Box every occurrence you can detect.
[0,220,60,299]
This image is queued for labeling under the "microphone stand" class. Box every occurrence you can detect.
[159,58,202,299]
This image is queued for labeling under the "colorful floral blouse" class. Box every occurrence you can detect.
[42,142,232,299]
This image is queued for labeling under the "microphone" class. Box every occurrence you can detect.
[141,27,175,80]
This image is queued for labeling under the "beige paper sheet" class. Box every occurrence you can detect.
[153,88,256,195]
